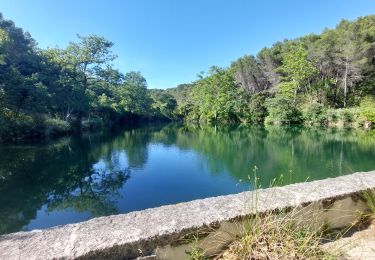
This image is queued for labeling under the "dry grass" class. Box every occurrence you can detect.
[362,188,375,216]
[215,169,337,259]
[189,201,340,259]
[189,170,375,260]
[216,209,336,260]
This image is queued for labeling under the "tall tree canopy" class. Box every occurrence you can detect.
[1,13,375,142]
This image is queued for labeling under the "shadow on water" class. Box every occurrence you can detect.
[0,123,374,234]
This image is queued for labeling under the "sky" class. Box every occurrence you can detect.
[1,1,375,89]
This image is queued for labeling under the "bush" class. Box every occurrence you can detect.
[265,96,302,125]
[341,109,353,123]
[359,96,375,123]
[45,118,71,137]
[326,109,339,123]
[338,108,359,124]
[302,102,328,125]
[325,108,359,127]
[0,110,35,141]
[249,93,268,124]
[0,110,72,141]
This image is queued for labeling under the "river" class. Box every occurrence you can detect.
[0,123,374,234]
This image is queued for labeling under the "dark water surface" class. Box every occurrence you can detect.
[0,124,375,234]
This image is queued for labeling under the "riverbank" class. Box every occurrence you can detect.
[0,114,173,143]
[1,108,373,144]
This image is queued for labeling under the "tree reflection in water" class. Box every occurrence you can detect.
[0,129,142,234]
[0,124,375,234]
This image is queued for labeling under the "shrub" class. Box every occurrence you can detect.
[45,118,71,137]
[302,102,328,125]
[339,108,359,124]
[341,109,353,123]
[265,96,302,125]
[326,109,339,123]
[359,96,375,123]
[0,110,72,141]
[249,93,268,124]
[0,111,38,141]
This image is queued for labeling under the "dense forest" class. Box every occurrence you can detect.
[1,14,375,142]
[167,15,375,127]
[0,13,176,142]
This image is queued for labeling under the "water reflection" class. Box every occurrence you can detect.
[0,124,374,234]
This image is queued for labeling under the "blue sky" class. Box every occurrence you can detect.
[1,1,374,89]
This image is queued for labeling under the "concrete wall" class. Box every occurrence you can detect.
[1,171,375,260]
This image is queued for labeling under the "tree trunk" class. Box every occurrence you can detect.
[293,87,298,105]
[343,60,348,108]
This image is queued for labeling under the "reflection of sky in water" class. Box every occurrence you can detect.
[115,144,240,213]
[0,125,374,234]
[26,205,91,231]
[25,143,240,230]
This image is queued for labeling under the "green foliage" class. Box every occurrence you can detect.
[302,102,328,126]
[149,90,177,120]
[0,14,161,142]
[44,118,71,137]
[326,109,338,123]
[278,81,298,99]
[325,108,360,127]
[187,67,247,124]
[117,71,149,114]
[179,16,374,128]
[1,13,375,142]
[359,96,375,123]
[0,109,72,142]
[0,112,36,141]
[340,108,359,124]
[265,95,302,125]
[278,42,318,100]
[248,93,268,124]
[188,236,206,260]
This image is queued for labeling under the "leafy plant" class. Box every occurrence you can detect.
[265,95,302,125]
[359,96,375,123]
[303,102,328,125]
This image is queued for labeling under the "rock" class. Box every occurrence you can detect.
[323,221,375,260]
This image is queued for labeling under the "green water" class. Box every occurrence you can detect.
[0,124,374,234]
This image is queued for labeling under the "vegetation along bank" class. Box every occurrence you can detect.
[1,14,375,142]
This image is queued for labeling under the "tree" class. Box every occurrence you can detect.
[150,90,177,119]
[65,35,116,91]
[335,20,369,107]
[231,55,269,93]
[117,71,150,115]
[265,95,302,125]
[248,93,268,124]
[278,42,318,103]
[257,42,284,89]
[189,67,246,123]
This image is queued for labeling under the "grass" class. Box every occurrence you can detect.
[188,168,349,260]
[217,208,336,260]
[188,169,375,259]
[189,236,207,260]
[362,188,375,216]
[188,205,340,259]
